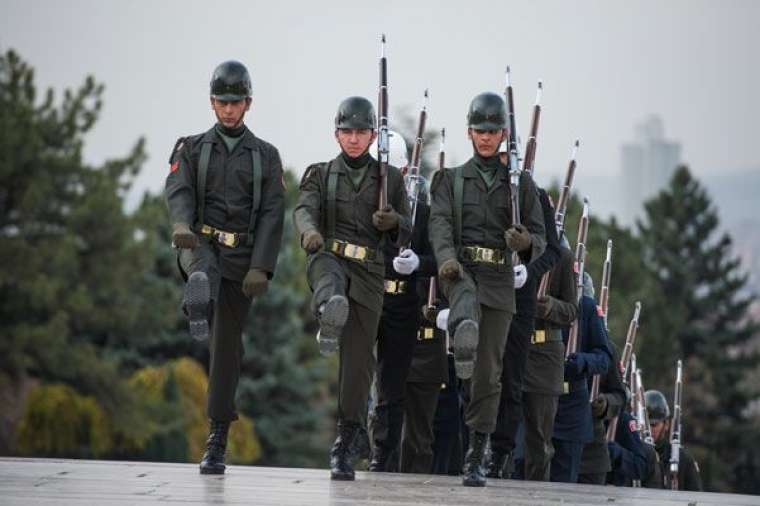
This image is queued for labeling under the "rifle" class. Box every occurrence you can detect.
[523,80,543,176]
[590,239,613,401]
[669,359,683,490]
[426,128,445,312]
[377,34,389,210]
[606,301,642,441]
[564,197,589,359]
[504,67,522,266]
[636,368,654,445]
[536,140,579,298]
[404,89,428,248]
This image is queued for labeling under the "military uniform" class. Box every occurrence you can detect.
[578,342,626,484]
[489,188,561,478]
[370,201,437,471]
[518,245,577,481]
[550,295,612,483]
[654,440,703,491]
[293,97,411,480]
[165,60,285,476]
[607,411,650,486]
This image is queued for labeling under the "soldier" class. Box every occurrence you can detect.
[607,407,655,487]
[644,390,703,491]
[512,231,577,481]
[368,131,437,472]
[550,274,612,483]
[165,60,285,474]
[578,321,627,484]
[293,96,411,481]
[489,142,563,479]
[429,92,546,486]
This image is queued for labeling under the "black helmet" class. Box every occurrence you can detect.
[335,96,376,129]
[467,92,507,130]
[645,390,671,422]
[210,61,252,101]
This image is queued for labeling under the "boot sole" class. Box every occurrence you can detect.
[186,272,210,342]
[453,320,479,380]
[462,477,486,487]
[199,466,225,475]
[318,295,349,356]
[330,471,355,481]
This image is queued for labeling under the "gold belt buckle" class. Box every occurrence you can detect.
[480,247,494,263]
[344,243,367,261]
[418,327,434,340]
[531,330,546,344]
[384,280,406,294]
[563,382,570,395]
[216,231,238,247]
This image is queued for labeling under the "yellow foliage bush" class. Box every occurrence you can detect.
[16,383,112,457]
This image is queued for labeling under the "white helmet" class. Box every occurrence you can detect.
[372,129,409,169]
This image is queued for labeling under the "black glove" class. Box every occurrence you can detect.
[504,224,532,252]
[301,229,324,253]
[438,258,463,282]
[242,269,268,298]
[372,206,400,232]
[564,353,588,381]
[172,223,198,249]
[591,395,608,419]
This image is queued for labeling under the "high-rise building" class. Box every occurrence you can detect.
[620,116,681,225]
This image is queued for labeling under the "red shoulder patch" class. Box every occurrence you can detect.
[170,160,179,173]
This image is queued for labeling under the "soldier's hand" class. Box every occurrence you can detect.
[438,258,463,282]
[242,269,268,298]
[372,206,400,232]
[393,249,420,275]
[436,308,450,331]
[536,295,555,319]
[301,229,324,253]
[564,352,587,381]
[172,223,198,249]
[513,264,528,289]
[505,224,532,253]
[421,304,439,325]
[591,395,608,419]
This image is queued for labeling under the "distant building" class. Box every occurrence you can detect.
[620,116,681,225]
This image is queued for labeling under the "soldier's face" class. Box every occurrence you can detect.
[336,128,377,158]
[651,419,669,442]
[211,97,252,128]
[468,128,506,158]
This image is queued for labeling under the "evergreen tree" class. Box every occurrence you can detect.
[637,165,759,492]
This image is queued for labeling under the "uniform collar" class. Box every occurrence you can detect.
[202,125,257,151]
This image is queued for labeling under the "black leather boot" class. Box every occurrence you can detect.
[199,420,230,475]
[369,405,402,472]
[486,450,507,479]
[462,431,488,487]
[330,422,359,480]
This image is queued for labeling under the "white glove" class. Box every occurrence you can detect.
[436,309,450,331]
[393,249,420,275]
[513,264,528,289]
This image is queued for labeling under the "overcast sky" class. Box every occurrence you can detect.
[2,0,758,216]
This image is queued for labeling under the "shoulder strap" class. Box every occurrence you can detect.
[453,167,464,245]
[246,148,263,246]
[326,161,337,239]
[197,141,212,228]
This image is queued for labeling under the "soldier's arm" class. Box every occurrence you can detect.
[599,341,626,420]
[641,445,664,489]
[293,164,323,239]
[527,190,561,280]
[388,170,412,247]
[518,173,546,264]
[681,450,703,491]
[542,252,579,326]
[576,297,611,376]
[610,414,649,481]
[250,147,285,277]
[414,204,437,277]
[164,138,197,226]
[429,169,457,267]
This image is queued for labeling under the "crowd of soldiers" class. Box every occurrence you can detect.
[163,55,703,491]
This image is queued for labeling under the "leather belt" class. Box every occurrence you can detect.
[531,328,563,345]
[461,245,507,264]
[417,326,435,341]
[200,224,247,248]
[384,279,408,295]
[329,239,376,262]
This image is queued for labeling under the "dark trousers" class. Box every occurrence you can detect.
[491,308,533,455]
[578,472,606,485]
[522,391,559,481]
[431,356,462,475]
[371,294,419,460]
[180,244,252,422]
[551,439,584,483]
[307,252,380,424]
[400,381,441,474]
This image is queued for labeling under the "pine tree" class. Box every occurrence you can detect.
[637,165,759,492]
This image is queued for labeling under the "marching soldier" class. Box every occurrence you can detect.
[165,60,285,474]
[293,96,411,481]
[606,408,650,486]
[550,274,612,483]
[644,390,703,491]
[429,92,546,486]
[368,131,437,472]
[518,234,577,481]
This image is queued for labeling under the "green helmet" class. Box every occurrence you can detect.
[645,390,671,422]
[210,61,252,101]
[467,92,507,130]
[335,96,376,129]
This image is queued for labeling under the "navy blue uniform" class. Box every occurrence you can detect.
[550,295,612,483]
[607,411,649,486]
